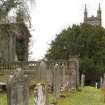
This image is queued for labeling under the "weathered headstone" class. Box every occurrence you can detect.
[34,83,49,105]
[81,74,85,88]
[104,74,105,81]
[101,74,105,89]
[95,82,98,89]
[68,60,76,91]
[65,56,79,91]
[7,68,29,105]
[60,63,66,91]
[100,77,103,88]
[39,61,48,82]
[52,63,60,102]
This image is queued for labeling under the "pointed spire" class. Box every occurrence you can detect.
[84,4,87,20]
[99,3,101,10]
[85,4,87,13]
[97,3,101,14]
[97,3,101,25]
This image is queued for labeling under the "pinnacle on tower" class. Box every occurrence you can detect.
[85,4,87,13]
[97,3,101,13]
[84,4,87,21]
[97,3,101,20]
[99,3,101,10]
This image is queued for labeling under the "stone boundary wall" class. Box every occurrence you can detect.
[0,57,79,90]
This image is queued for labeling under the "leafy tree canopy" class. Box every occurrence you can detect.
[46,24,105,82]
[0,0,35,23]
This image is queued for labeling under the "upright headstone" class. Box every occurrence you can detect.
[68,56,79,90]
[60,63,66,91]
[101,74,105,89]
[100,77,103,88]
[39,61,47,83]
[81,74,85,88]
[101,74,105,102]
[104,74,105,81]
[7,68,29,105]
[52,63,60,102]
[34,83,49,105]
[95,82,98,89]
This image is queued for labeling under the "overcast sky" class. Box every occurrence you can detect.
[29,0,104,60]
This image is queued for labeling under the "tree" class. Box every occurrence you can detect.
[46,24,105,83]
[0,0,35,23]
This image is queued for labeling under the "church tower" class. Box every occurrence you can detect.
[84,3,102,26]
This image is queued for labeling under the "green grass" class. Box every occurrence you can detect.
[0,92,7,105]
[57,86,105,105]
[0,86,105,105]
[0,91,34,105]
[29,91,34,105]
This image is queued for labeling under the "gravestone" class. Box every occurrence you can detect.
[39,61,48,82]
[101,74,105,89]
[52,63,60,102]
[60,63,66,91]
[81,74,85,88]
[68,60,77,90]
[100,77,103,88]
[7,68,29,105]
[65,56,79,91]
[34,83,49,105]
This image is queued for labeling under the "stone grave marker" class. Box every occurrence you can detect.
[7,68,29,105]
[100,77,103,88]
[52,63,60,102]
[34,83,49,105]
[81,74,85,88]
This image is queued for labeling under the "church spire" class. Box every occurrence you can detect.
[97,3,101,19]
[85,4,87,13]
[84,4,87,21]
[99,3,101,11]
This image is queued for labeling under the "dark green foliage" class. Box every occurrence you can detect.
[0,0,35,23]
[0,0,20,18]
[46,24,105,82]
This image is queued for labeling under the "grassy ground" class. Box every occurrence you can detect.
[0,91,34,105]
[0,86,105,105]
[0,92,7,105]
[57,86,105,105]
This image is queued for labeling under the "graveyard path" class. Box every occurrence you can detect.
[57,86,105,105]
